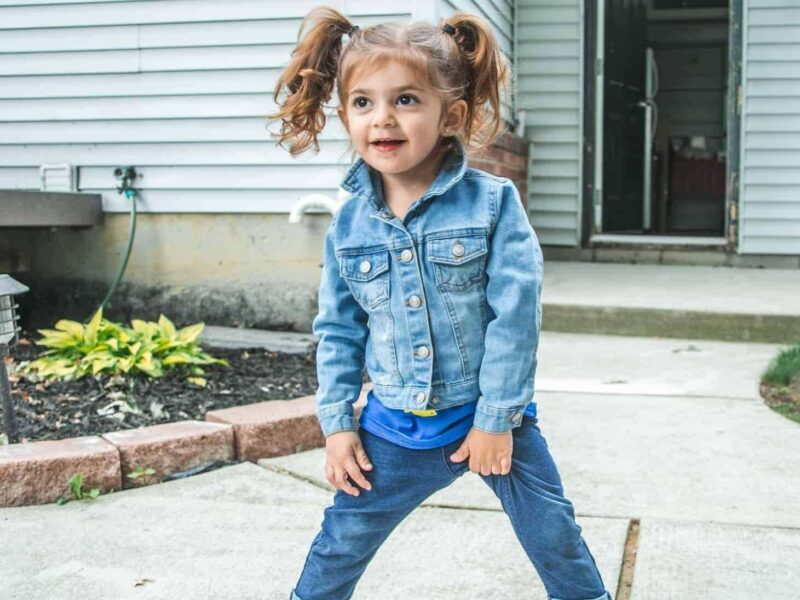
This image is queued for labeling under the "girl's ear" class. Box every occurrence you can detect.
[337,106,350,133]
[442,99,468,135]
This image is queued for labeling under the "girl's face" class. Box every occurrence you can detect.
[339,60,466,178]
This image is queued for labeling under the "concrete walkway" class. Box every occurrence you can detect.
[541,261,800,342]
[2,331,798,599]
[542,261,800,316]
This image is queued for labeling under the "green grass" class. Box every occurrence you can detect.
[762,340,800,386]
[761,338,800,425]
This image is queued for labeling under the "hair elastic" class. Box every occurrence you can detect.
[441,23,456,35]
[348,24,359,36]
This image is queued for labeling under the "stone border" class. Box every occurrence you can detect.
[0,384,371,508]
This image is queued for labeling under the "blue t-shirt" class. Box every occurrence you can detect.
[358,388,537,450]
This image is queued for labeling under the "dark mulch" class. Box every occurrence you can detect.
[0,330,342,444]
[760,378,800,425]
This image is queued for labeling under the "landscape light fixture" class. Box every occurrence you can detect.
[0,274,29,445]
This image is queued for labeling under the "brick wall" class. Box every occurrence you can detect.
[466,131,529,203]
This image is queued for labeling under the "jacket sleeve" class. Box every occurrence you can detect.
[312,215,369,437]
[473,178,544,434]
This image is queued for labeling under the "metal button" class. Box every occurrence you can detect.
[359,260,371,273]
[452,242,465,258]
[431,396,440,405]
[408,295,422,308]
[415,391,426,404]
[400,249,413,262]
[511,413,522,424]
[415,346,430,359]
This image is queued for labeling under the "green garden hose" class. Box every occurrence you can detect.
[87,167,139,322]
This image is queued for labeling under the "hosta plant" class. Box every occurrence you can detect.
[18,308,228,385]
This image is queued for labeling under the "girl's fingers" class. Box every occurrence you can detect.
[334,466,359,496]
[325,462,335,487]
[344,459,372,492]
[355,447,373,470]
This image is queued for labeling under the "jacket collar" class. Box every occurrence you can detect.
[339,138,468,214]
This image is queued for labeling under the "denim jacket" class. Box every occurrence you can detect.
[312,138,544,437]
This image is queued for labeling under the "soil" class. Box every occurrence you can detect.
[0,330,349,444]
[760,377,800,425]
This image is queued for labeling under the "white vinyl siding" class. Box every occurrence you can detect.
[515,0,583,246]
[0,1,425,213]
[437,0,515,127]
[739,0,800,254]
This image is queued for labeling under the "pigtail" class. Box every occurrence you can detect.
[267,6,354,156]
[442,13,511,149]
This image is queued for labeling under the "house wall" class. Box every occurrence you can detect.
[0,1,409,214]
[515,0,584,247]
[739,0,800,254]
[436,0,515,126]
[0,0,525,329]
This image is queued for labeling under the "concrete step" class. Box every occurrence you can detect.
[541,261,800,343]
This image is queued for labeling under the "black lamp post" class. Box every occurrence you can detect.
[0,274,29,445]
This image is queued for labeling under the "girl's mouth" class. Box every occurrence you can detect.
[371,140,406,153]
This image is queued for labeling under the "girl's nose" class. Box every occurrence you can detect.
[373,103,396,128]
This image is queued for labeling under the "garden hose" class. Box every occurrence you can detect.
[87,167,139,322]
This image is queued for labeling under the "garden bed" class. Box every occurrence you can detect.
[2,331,329,444]
[760,379,800,425]
[759,339,800,425]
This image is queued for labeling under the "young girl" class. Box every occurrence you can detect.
[268,6,612,600]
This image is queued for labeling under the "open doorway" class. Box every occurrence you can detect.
[595,0,732,240]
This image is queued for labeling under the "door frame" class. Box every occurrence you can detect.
[581,0,742,250]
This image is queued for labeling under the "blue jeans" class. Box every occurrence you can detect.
[290,416,612,600]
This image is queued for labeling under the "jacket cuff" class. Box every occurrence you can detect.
[317,401,358,437]
[472,399,527,434]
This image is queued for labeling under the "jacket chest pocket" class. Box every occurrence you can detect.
[339,249,391,309]
[427,234,488,292]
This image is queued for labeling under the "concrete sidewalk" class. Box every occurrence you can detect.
[2,332,798,599]
[541,261,800,342]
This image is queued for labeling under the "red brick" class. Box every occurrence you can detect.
[491,131,528,155]
[509,168,527,181]
[0,436,120,507]
[516,181,529,201]
[503,149,528,171]
[206,384,372,462]
[101,420,234,489]
[467,159,497,174]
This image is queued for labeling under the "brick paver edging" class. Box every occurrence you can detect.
[0,384,371,508]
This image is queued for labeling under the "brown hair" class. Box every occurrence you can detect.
[266,5,511,158]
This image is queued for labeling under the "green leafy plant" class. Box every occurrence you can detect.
[762,339,800,387]
[18,308,228,384]
[127,465,157,481]
[55,473,101,505]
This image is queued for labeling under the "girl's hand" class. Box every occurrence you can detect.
[324,430,373,496]
[449,427,513,476]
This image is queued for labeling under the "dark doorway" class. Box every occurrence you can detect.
[599,0,731,237]
[602,0,647,233]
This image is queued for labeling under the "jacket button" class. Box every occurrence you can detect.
[408,295,422,308]
[415,391,426,404]
[400,249,413,262]
[511,413,522,424]
[431,396,439,404]
[452,242,465,258]
[359,260,371,273]
[415,346,430,359]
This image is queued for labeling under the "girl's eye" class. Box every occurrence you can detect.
[350,94,419,108]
